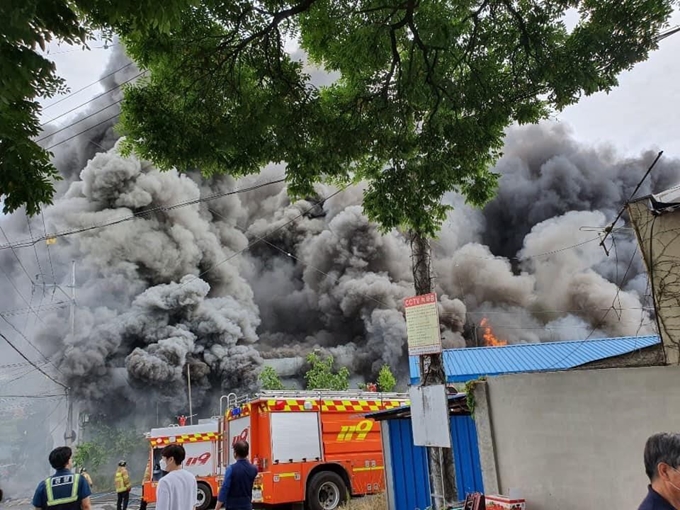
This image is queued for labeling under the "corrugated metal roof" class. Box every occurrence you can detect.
[409,335,660,384]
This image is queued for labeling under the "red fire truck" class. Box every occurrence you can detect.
[143,390,408,509]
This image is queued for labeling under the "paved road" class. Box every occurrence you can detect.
[1,487,149,510]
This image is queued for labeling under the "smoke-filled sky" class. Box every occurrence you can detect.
[2,37,680,438]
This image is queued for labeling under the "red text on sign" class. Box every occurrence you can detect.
[185,452,211,466]
[404,293,437,308]
[232,428,249,446]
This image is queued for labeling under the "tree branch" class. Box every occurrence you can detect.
[499,0,536,60]
[219,0,318,56]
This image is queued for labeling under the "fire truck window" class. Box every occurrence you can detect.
[152,448,166,481]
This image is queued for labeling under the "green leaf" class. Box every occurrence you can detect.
[115,0,674,242]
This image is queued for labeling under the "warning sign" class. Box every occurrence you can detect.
[404,293,442,356]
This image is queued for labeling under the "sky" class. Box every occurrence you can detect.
[37,11,680,160]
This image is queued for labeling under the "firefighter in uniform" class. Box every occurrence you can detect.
[32,447,92,510]
[115,461,132,510]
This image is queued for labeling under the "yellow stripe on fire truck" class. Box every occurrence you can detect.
[150,432,220,446]
[264,399,409,412]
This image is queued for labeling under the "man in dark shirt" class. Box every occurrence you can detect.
[638,433,680,509]
[33,447,92,510]
[215,441,258,510]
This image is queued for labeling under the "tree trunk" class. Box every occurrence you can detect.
[411,232,458,509]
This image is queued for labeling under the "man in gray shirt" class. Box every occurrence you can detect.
[156,444,198,510]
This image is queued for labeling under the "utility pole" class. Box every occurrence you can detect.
[65,261,76,446]
[31,263,77,447]
[412,233,457,509]
[69,261,76,337]
[187,364,193,425]
[65,388,74,447]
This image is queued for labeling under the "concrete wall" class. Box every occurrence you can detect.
[473,365,680,509]
[628,200,680,364]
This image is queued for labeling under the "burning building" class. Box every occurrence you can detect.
[0,46,676,424]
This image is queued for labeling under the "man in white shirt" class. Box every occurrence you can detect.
[155,444,198,510]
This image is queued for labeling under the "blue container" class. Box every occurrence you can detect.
[381,415,483,510]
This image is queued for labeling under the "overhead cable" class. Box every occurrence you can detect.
[40,71,145,129]
[0,178,287,251]
[0,332,67,389]
[43,62,134,111]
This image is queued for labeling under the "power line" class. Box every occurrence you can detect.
[0,258,45,326]
[463,306,654,315]
[26,215,44,282]
[108,185,352,318]
[0,394,65,399]
[0,364,50,387]
[0,361,47,369]
[1,315,64,376]
[40,70,144,129]
[41,211,57,295]
[45,398,65,420]
[43,62,134,111]
[211,203,652,338]
[48,414,68,438]
[543,243,644,370]
[600,150,663,251]
[39,98,123,141]
[39,108,119,153]
[465,321,654,331]
[0,301,69,318]
[0,225,36,285]
[0,364,40,383]
[45,112,115,151]
[189,185,350,285]
[430,235,603,263]
[0,331,67,389]
[41,42,116,58]
[5,187,351,397]
[209,205,392,310]
[25,215,47,335]
[0,178,287,251]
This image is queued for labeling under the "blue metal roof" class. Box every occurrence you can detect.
[409,335,660,384]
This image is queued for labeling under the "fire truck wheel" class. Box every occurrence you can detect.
[306,471,349,510]
[196,482,213,510]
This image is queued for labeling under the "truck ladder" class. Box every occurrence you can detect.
[219,393,252,414]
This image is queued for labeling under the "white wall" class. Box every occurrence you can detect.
[474,365,680,509]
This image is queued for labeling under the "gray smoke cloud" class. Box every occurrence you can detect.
[3,47,680,461]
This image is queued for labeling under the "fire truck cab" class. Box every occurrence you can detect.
[143,390,409,510]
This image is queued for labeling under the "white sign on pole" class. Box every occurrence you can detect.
[409,384,451,448]
[404,292,442,356]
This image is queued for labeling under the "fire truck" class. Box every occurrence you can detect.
[143,390,409,509]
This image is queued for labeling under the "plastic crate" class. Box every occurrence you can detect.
[485,494,526,509]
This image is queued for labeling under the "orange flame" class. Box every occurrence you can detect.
[480,318,508,347]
